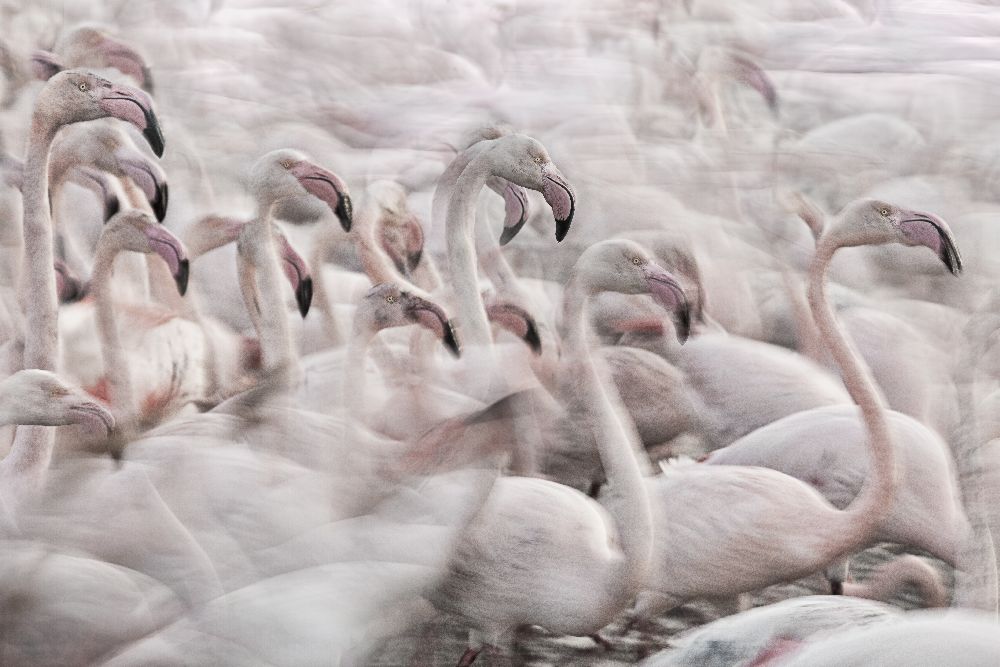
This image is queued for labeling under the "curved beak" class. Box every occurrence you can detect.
[145,225,189,295]
[540,164,575,242]
[485,302,542,355]
[289,160,352,231]
[70,400,116,436]
[404,294,461,357]
[53,259,85,304]
[100,36,154,93]
[276,232,313,317]
[70,166,120,222]
[644,263,691,344]
[98,81,164,157]
[498,180,530,246]
[115,146,168,221]
[900,211,963,276]
[728,52,778,114]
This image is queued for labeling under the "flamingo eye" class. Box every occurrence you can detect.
[879,207,890,217]
[280,160,292,169]
[78,82,88,92]
[533,156,543,164]
[631,257,643,266]
[385,295,396,304]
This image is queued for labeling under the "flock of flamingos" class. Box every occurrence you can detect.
[1,0,1000,664]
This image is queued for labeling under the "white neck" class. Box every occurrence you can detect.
[563,273,653,592]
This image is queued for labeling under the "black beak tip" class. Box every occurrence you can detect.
[174,258,189,296]
[407,249,423,273]
[443,321,461,358]
[336,194,353,232]
[104,194,120,222]
[523,319,542,355]
[153,182,169,222]
[499,218,528,246]
[555,216,572,243]
[296,275,314,318]
[676,303,692,345]
[142,110,165,158]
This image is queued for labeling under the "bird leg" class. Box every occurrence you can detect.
[590,632,613,651]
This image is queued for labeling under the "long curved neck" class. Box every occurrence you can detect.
[241,202,297,382]
[446,151,494,348]
[2,117,59,489]
[91,243,140,426]
[21,118,59,370]
[563,274,653,591]
[809,237,896,560]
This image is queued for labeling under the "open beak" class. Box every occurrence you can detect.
[99,81,164,157]
[405,294,461,357]
[644,263,691,343]
[289,161,352,231]
[70,400,116,435]
[485,302,542,355]
[145,225,189,295]
[900,211,963,276]
[540,164,575,242]
[498,181,530,246]
[115,147,168,221]
[276,232,313,317]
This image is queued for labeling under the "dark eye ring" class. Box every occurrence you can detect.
[78,82,88,92]
[631,257,642,265]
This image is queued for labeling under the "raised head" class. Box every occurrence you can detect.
[480,135,575,242]
[828,200,963,275]
[33,26,153,92]
[33,70,163,156]
[574,239,691,342]
[250,149,352,231]
[356,283,460,357]
[100,210,188,294]
[0,369,114,434]
[457,124,532,245]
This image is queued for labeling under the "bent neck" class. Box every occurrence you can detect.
[809,237,896,559]
[563,273,653,591]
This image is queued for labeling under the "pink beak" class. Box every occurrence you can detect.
[289,161,353,231]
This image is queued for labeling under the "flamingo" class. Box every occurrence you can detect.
[629,198,923,626]
[58,209,194,433]
[434,239,688,665]
[0,69,162,500]
[30,26,154,92]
